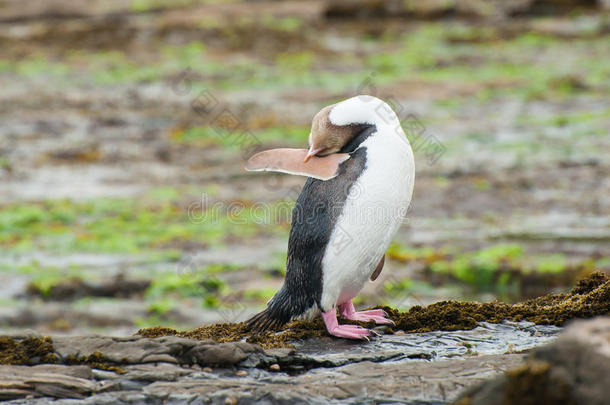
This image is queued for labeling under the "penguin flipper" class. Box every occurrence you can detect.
[245,148,350,181]
[370,255,385,281]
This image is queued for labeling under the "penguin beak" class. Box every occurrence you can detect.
[304,146,323,163]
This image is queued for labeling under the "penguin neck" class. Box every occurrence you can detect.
[340,125,377,154]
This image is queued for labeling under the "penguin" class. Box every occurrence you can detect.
[245,95,415,339]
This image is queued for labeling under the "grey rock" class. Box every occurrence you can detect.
[0,322,566,403]
[455,317,610,405]
[121,363,193,382]
[142,353,525,404]
[0,365,96,400]
[284,321,560,370]
[52,335,263,367]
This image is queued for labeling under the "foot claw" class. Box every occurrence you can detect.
[327,324,371,340]
[339,301,394,325]
[322,304,384,341]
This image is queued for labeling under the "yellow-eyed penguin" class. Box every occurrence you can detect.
[245,95,415,339]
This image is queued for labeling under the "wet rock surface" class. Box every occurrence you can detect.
[454,317,610,405]
[0,273,605,402]
[0,321,560,404]
[4,319,609,404]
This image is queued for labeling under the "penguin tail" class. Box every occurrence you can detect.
[246,307,285,331]
[245,288,294,332]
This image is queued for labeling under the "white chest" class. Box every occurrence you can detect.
[320,131,415,310]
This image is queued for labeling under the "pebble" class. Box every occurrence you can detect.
[203,367,213,373]
[394,330,405,335]
[269,363,280,371]
[224,397,237,405]
[235,370,248,377]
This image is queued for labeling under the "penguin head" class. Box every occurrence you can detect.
[304,95,384,162]
[246,96,395,180]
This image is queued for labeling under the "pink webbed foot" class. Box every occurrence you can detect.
[339,300,394,325]
[322,308,371,340]
[354,309,388,317]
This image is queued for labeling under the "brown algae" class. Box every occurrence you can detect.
[65,351,126,374]
[137,271,610,348]
[0,337,123,372]
[0,336,57,365]
[2,273,606,358]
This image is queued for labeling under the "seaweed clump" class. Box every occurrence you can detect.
[0,336,57,365]
[138,318,328,349]
[137,326,179,338]
[65,351,126,374]
[386,270,609,332]
[0,337,124,372]
[137,271,610,348]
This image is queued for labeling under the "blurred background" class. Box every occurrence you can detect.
[0,0,608,337]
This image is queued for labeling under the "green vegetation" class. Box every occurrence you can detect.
[145,270,226,307]
[262,16,304,32]
[0,158,11,171]
[4,23,607,100]
[1,13,608,331]
[130,0,239,12]
[15,263,81,298]
[0,196,290,254]
[387,243,447,264]
[429,244,529,287]
[171,125,308,147]
[388,242,608,295]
